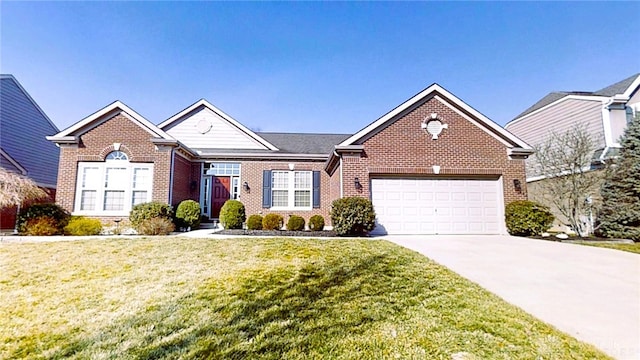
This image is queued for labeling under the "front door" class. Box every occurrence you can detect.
[211,176,231,218]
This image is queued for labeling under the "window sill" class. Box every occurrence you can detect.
[269,207,313,211]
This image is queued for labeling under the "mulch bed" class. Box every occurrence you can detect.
[217,229,341,237]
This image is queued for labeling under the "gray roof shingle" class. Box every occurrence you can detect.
[513,73,640,120]
[256,132,351,154]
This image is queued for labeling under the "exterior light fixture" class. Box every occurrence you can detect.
[513,179,522,193]
[354,177,363,190]
[243,181,250,191]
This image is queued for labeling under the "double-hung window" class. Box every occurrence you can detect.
[264,170,319,210]
[74,151,153,215]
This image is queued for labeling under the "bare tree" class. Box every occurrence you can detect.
[529,124,602,237]
[0,167,48,208]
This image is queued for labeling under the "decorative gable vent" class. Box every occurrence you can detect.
[421,113,448,140]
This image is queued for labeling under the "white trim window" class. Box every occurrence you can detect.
[75,152,153,216]
[270,170,312,210]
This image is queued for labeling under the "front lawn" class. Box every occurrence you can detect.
[573,241,640,254]
[0,238,609,359]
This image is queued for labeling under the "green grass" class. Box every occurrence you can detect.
[0,238,609,360]
[574,241,640,254]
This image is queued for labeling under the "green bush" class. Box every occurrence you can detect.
[137,217,175,235]
[220,200,246,229]
[175,200,201,230]
[130,202,173,229]
[17,203,70,235]
[64,216,102,236]
[286,215,306,231]
[247,215,263,230]
[309,215,325,231]
[22,217,59,236]
[330,197,376,236]
[262,213,284,230]
[505,200,555,236]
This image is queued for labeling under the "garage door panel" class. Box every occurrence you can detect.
[371,178,503,235]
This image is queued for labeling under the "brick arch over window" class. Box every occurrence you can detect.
[99,144,133,161]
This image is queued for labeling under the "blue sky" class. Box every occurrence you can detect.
[2,1,639,134]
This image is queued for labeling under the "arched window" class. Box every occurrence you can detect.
[105,151,128,160]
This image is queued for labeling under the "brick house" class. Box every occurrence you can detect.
[47,84,532,234]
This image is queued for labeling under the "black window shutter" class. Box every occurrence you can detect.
[312,171,321,208]
[262,170,272,208]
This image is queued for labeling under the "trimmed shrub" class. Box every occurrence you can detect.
[309,215,325,231]
[22,217,59,236]
[330,197,376,236]
[247,215,263,230]
[286,215,306,231]
[64,216,102,236]
[175,200,201,230]
[505,200,554,236]
[17,203,70,235]
[130,201,173,229]
[263,213,284,231]
[219,200,246,229]
[137,217,175,235]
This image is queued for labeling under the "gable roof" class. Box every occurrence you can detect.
[1,74,60,187]
[49,100,175,142]
[513,73,640,120]
[159,99,278,151]
[338,83,531,150]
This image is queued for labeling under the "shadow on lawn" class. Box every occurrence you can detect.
[34,252,413,359]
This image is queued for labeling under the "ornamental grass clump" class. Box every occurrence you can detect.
[330,197,376,236]
[130,201,174,235]
[219,200,246,229]
[505,200,554,236]
[286,215,305,231]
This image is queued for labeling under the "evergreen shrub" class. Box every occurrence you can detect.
[219,200,246,229]
[330,197,376,236]
[286,215,305,231]
[247,215,263,230]
[505,200,554,236]
[309,215,325,231]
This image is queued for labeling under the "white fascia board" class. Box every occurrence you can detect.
[622,75,640,98]
[339,84,531,150]
[338,84,442,147]
[158,99,279,151]
[195,152,328,161]
[433,95,531,149]
[54,101,175,140]
[507,95,607,128]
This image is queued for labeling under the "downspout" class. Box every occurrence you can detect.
[168,148,175,205]
[335,150,343,198]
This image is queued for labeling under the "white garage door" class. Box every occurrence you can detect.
[371,178,503,235]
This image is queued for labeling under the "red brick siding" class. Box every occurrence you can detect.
[342,96,527,203]
[0,187,56,231]
[54,113,174,213]
[236,160,332,222]
[170,154,198,207]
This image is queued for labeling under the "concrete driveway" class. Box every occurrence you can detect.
[385,235,640,360]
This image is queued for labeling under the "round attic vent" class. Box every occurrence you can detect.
[197,119,212,134]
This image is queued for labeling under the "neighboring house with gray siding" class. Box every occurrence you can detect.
[1,74,60,230]
[505,73,640,180]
